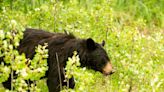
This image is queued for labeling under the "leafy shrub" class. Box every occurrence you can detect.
[0,21,48,92]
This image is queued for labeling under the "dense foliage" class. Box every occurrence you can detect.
[0,0,163,92]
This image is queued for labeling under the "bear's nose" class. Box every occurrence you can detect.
[102,62,115,76]
[104,70,115,76]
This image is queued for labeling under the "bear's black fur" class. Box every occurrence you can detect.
[2,28,113,92]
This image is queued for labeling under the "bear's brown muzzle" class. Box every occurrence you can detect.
[102,62,115,76]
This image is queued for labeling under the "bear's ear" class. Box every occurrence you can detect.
[86,38,96,50]
[101,40,105,47]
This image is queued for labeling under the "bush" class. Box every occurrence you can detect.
[0,23,48,91]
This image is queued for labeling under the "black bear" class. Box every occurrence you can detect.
[2,28,114,92]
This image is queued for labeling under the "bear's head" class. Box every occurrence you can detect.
[79,38,114,75]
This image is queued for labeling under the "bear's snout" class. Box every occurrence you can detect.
[102,62,114,76]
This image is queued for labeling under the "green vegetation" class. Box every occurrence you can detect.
[0,0,163,92]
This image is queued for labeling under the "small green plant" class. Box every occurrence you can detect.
[62,51,109,92]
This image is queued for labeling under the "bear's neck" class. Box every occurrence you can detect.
[62,39,89,67]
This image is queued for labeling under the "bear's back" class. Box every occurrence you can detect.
[18,28,75,59]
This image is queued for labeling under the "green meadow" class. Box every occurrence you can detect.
[0,0,163,92]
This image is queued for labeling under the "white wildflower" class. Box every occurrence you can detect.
[21,69,28,77]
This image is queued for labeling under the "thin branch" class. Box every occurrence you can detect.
[11,68,13,91]
[56,53,62,90]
